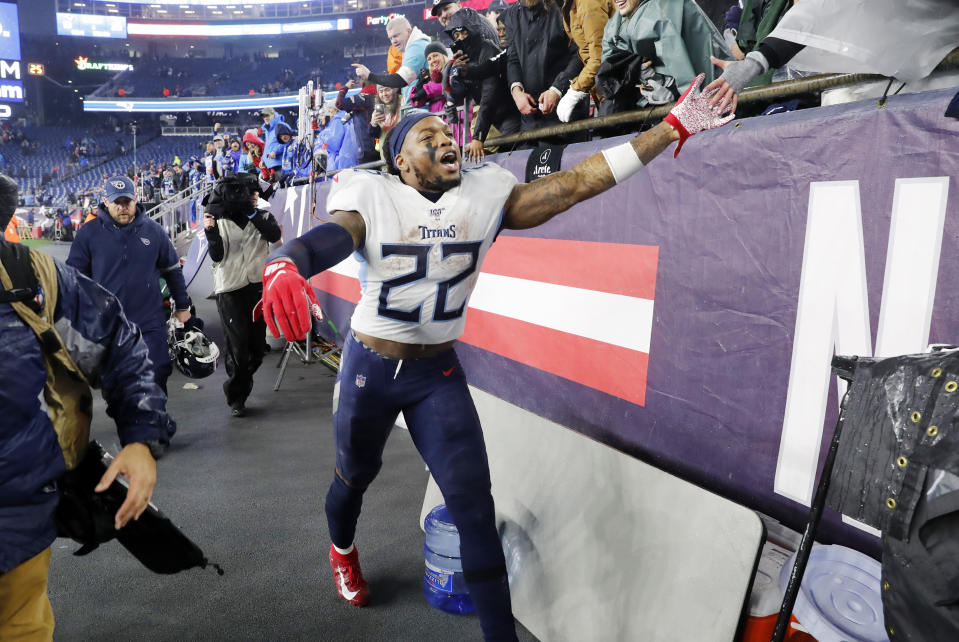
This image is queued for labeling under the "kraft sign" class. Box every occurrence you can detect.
[75,56,133,72]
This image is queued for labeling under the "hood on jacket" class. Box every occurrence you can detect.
[274,121,296,140]
[242,131,264,153]
[445,7,502,55]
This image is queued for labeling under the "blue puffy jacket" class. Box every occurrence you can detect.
[317,111,359,171]
[276,121,296,175]
[261,114,286,170]
[0,255,175,572]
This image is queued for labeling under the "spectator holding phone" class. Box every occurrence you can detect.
[370,85,402,140]
[445,12,520,162]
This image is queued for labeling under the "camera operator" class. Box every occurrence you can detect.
[202,175,281,417]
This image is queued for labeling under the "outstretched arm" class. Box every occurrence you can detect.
[257,210,366,341]
[503,74,735,230]
[502,122,678,230]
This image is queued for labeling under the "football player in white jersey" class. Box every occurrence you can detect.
[258,75,735,641]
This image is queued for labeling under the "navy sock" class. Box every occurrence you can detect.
[463,572,518,642]
[324,474,365,549]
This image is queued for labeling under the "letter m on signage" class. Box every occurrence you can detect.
[775,178,950,523]
[0,60,19,80]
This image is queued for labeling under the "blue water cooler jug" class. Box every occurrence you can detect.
[423,504,475,614]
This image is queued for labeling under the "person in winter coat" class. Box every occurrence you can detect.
[445,9,521,161]
[222,139,243,176]
[240,131,266,178]
[202,174,281,417]
[273,121,296,187]
[601,0,730,108]
[316,107,360,171]
[370,85,402,139]
[504,0,586,133]
[259,107,286,177]
[335,80,380,165]
[66,175,192,395]
[410,42,451,116]
[554,0,616,122]
[0,173,171,642]
[351,16,432,107]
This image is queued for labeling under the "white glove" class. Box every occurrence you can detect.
[556,87,589,123]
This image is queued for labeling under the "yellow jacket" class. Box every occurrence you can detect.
[562,0,616,93]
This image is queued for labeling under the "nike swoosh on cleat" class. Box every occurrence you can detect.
[442,367,455,376]
[338,575,360,600]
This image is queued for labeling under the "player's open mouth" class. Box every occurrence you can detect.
[440,151,459,172]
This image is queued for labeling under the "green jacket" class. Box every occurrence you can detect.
[601,0,730,106]
[736,0,792,86]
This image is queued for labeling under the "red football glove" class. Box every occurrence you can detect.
[663,73,736,157]
[254,259,323,341]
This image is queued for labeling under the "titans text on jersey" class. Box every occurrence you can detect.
[326,163,518,345]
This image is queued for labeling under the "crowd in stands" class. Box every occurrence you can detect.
[21,0,946,214]
[93,49,367,99]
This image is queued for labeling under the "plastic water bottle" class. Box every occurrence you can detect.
[423,504,475,614]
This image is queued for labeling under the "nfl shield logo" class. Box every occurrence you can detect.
[33,285,44,310]
[355,374,367,388]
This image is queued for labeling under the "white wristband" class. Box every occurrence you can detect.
[601,142,644,185]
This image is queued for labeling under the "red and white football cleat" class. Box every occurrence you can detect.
[329,544,370,607]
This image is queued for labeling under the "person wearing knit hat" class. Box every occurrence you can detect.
[424,41,450,59]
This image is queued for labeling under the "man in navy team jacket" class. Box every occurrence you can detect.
[67,175,192,394]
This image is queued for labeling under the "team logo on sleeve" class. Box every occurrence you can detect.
[355,374,367,388]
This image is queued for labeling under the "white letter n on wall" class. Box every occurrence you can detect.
[775,178,949,506]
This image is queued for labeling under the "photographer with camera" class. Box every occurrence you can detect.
[202,175,281,417]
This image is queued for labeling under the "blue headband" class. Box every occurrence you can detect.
[388,112,435,167]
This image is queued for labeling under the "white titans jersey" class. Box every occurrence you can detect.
[326,163,518,345]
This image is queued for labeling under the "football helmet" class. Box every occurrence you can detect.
[168,318,220,379]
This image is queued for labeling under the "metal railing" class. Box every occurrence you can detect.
[161,127,241,137]
[485,48,959,149]
[146,181,214,243]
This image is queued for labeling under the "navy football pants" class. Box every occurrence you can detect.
[325,332,517,641]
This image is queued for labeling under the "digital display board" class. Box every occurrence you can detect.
[57,13,129,39]
[0,2,21,106]
[88,0,310,4]
[125,18,351,37]
[0,3,20,60]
